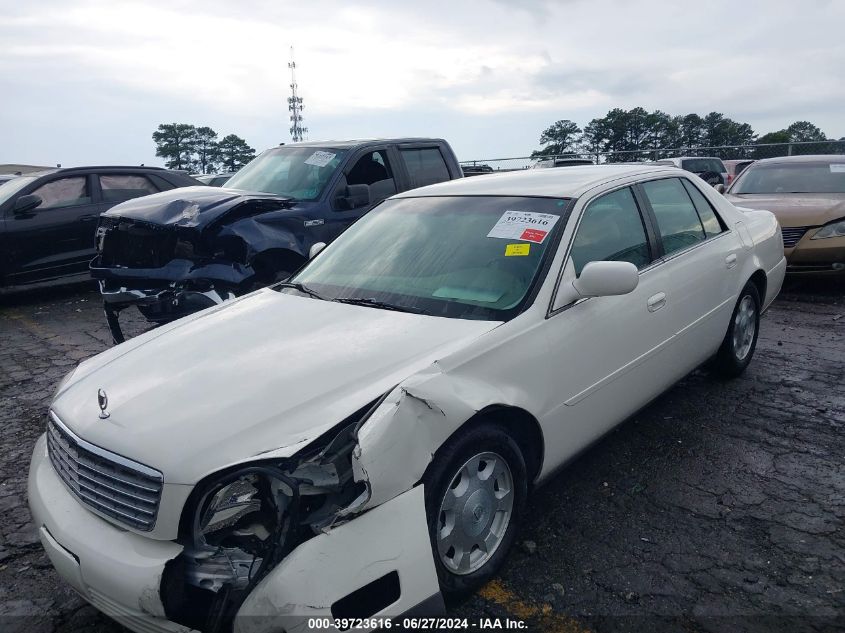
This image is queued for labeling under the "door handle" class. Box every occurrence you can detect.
[79,215,98,222]
[647,292,666,312]
[725,254,737,269]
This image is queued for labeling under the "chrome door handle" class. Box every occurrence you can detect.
[647,292,666,312]
[725,253,737,269]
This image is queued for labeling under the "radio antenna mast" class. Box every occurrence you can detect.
[287,47,307,142]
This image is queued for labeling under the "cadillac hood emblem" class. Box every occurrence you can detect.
[97,388,110,419]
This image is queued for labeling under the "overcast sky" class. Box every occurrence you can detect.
[1,0,843,168]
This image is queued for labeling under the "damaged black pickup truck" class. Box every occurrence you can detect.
[90,138,462,342]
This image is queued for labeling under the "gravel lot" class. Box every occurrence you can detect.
[1,279,842,633]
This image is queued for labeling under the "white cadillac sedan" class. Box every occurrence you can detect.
[29,165,785,633]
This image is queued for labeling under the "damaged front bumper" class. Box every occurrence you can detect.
[28,435,443,633]
[91,258,249,343]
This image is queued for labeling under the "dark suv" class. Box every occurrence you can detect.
[0,166,200,292]
[90,138,463,342]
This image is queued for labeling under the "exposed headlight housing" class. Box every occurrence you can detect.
[811,219,845,239]
[162,411,374,632]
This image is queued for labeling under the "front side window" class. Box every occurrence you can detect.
[731,162,845,194]
[345,150,397,204]
[99,174,158,201]
[569,187,651,276]
[291,196,569,320]
[400,148,450,188]
[31,177,91,209]
[224,147,347,200]
[0,175,37,207]
[641,178,706,256]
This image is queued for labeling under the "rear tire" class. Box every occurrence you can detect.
[711,281,761,379]
[422,424,527,599]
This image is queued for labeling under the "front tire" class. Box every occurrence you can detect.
[711,281,761,378]
[422,424,527,598]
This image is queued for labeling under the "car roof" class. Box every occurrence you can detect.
[394,164,681,199]
[753,154,845,166]
[280,138,447,149]
[23,166,176,178]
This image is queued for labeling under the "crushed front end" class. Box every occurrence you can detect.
[89,190,297,343]
[29,408,442,633]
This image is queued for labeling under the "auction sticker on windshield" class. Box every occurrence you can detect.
[304,151,337,167]
[488,211,559,244]
[830,164,845,173]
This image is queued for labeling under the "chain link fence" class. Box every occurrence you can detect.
[460,140,845,174]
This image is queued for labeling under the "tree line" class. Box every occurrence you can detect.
[152,123,257,174]
[533,109,839,162]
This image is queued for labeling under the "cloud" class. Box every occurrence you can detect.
[0,0,843,166]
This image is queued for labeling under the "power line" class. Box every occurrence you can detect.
[287,46,307,142]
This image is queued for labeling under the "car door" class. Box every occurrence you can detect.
[5,173,100,284]
[541,184,680,467]
[635,176,743,374]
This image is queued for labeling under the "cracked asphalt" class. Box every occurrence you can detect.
[1,279,842,632]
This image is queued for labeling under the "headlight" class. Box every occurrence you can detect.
[811,219,845,239]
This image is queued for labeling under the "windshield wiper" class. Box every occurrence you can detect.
[333,297,426,314]
[274,281,327,301]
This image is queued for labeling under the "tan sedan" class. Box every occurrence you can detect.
[726,155,845,275]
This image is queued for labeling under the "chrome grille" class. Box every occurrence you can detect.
[46,413,163,531]
[781,226,811,248]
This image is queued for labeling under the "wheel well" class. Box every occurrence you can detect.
[455,406,545,484]
[749,269,767,302]
[250,249,306,282]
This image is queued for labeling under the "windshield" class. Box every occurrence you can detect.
[0,176,36,206]
[289,195,570,321]
[731,162,845,194]
[224,147,347,200]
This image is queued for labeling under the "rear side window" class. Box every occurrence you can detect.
[569,187,651,276]
[400,148,450,188]
[682,158,725,174]
[641,178,706,256]
[100,174,159,202]
[31,177,91,209]
[680,179,724,237]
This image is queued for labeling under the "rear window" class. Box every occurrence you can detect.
[681,158,726,174]
[400,148,450,188]
[731,162,845,194]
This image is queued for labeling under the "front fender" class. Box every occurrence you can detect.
[352,362,538,511]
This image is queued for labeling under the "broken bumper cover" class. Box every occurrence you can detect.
[28,435,444,633]
[91,258,251,342]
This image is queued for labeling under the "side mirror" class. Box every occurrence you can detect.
[714,184,726,194]
[344,184,370,209]
[573,261,639,298]
[14,194,42,214]
[309,242,327,259]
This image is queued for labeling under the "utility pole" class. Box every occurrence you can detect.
[287,47,307,142]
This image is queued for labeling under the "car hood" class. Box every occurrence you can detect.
[51,290,500,484]
[101,185,293,229]
[726,193,845,227]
